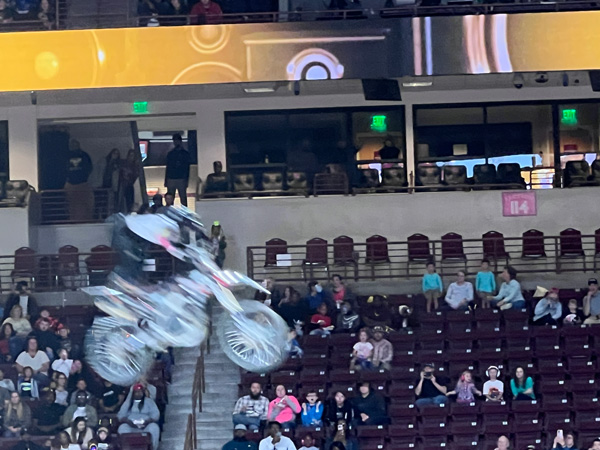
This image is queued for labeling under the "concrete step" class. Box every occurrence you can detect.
[197,438,231,450]
[196,412,234,423]
[196,428,232,440]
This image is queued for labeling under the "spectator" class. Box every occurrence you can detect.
[53,430,80,450]
[267,385,301,429]
[483,366,504,402]
[298,432,318,450]
[495,435,511,450]
[489,266,525,310]
[138,0,159,16]
[278,286,296,307]
[190,0,223,24]
[0,323,15,362]
[52,349,73,379]
[35,308,60,332]
[156,192,175,214]
[444,271,474,311]
[3,305,31,359]
[287,329,303,358]
[159,0,188,15]
[64,139,94,222]
[102,149,121,209]
[377,138,401,160]
[57,325,79,359]
[15,337,49,386]
[583,278,600,325]
[210,221,227,268]
[117,384,160,450]
[92,426,114,450]
[150,193,163,213]
[33,388,64,434]
[361,295,392,329]
[164,133,190,207]
[0,0,14,23]
[64,416,93,450]
[99,380,125,413]
[305,281,329,313]
[370,326,393,371]
[301,391,323,427]
[61,390,98,428]
[17,366,39,399]
[3,282,39,321]
[119,149,141,213]
[222,424,257,450]
[446,370,482,403]
[10,428,49,450]
[550,431,578,450]
[203,160,229,195]
[0,379,10,411]
[476,259,496,308]
[232,382,269,431]
[258,421,297,450]
[422,262,443,313]
[351,329,373,371]
[30,317,60,359]
[38,0,54,29]
[563,299,586,325]
[329,275,355,310]
[336,301,360,333]
[310,303,334,336]
[0,368,15,391]
[414,363,448,408]
[277,290,309,330]
[134,374,157,401]
[4,392,32,437]
[54,373,69,406]
[588,439,600,450]
[533,288,562,325]
[510,366,535,400]
[324,391,355,427]
[324,419,358,450]
[352,382,388,426]
[254,278,282,308]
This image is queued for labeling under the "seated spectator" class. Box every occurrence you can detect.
[476,259,496,308]
[99,380,125,413]
[158,0,188,15]
[149,193,163,214]
[69,380,93,406]
[34,308,60,332]
[258,421,296,450]
[352,382,389,426]
[53,373,69,406]
[91,426,115,450]
[414,363,448,408]
[329,274,355,310]
[444,271,473,311]
[446,370,482,403]
[61,390,98,428]
[222,424,257,450]
[324,419,359,450]
[0,381,10,412]
[287,329,303,358]
[301,391,323,427]
[33,388,64,434]
[310,303,334,336]
[138,0,159,16]
[57,325,80,359]
[0,0,15,23]
[4,392,32,437]
[510,366,535,400]
[564,299,586,325]
[203,161,229,194]
[371,326,393,371]
[550,431,578,450]
[583,278,600,325]
[483,366,504,402]
[254,278,281,308]
[232,382,269,431]
[29,317,59,359]
[10,428,50,450]
[324,391,355,427]
[422,262,443,313]
[533,288,562,325]
[132,374,157,401]
[13,0,38,19]
[3,282,39,321]
[279,286,296,307]
[588,439,600,450]
[361,295,392,329]
[298,433,318,450]
[3,305,32,358]
[489,266,525,310]
[190,0,223,24]
[277,290,310,331]
[64,416,93,450]
[305,281,331,313]
[52,349,73,379]
[495,435,511,450]
[53,430,80,450]
[117,383,161,450]
[0,323,15,362]
[351,328,373,371]
[0,368,15,391]
[17,366,39,399]
[15,337,49,387]
[267,385,301,429]
[336,302,360,334]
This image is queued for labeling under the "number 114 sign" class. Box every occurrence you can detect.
[502,192,537,217]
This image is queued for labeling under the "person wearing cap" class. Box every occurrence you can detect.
[370,326,393,371]
[93,425,115,449]
[61,390,98,428]
[583,278,600,325]
[488,266,525,310]
[259,421,297,450]
[222,424,258,450]
[117,383,160,450]
[414,363,449,409]
[483,366,504,402]
[533,288,562,325]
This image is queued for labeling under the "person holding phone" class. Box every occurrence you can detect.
[414,363,448,409]
[258,422,297,450]
[551,430,579,450]
[323,419,359,450]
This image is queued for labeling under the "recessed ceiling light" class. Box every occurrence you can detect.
[243,87,276,93]
[402,81,433,87]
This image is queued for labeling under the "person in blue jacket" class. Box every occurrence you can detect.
[301,391,323,427]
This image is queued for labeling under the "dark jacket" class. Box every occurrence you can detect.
[352,391,387,421]
[3,294,39,321]
[222,439,258,450]
[324,399,356,426]
[165,146,191,181]
[65,150,93,185]
[277,301,310,328]
[335,311,360,333]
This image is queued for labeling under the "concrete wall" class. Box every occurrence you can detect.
[31,223,113,254]
[0,208,30,256]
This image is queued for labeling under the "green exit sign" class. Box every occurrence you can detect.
[132,101,149,114]
[561,109,577,125]
[371,115,387,132]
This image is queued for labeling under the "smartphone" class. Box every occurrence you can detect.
[557,430,563,439]
[338,424,344,431]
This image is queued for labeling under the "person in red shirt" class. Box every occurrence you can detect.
[190,0,223,24]
[309,303,334,336]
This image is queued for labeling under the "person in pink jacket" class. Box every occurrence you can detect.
[267,385,301,429]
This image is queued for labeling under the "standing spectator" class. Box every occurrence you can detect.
[222,424,258,450]
[52,349,73,379]
[336,301,360,333]
[30,317,60,359]
[446,370,482,403]
[38,0,55,29]
[64,139,94,222]
[258,421,297,450]
[0,368,15,391]
[232,382,269,431]
[298,432,318,450]
[119,149,140,213]
[3,282,39,321]
[352,382,389,426]
[33,388,65,434]
[254,278,282,308]
[476,259,496,308]
[563,299,586,325]
[310,303,334,336]
[210,221,227,268]
[277,290,310,331]
[483,366,504,402]
[414,363,448,408]
[190,0,223,24]
[54,373,69,406]
[329,275,355,310]
[61,391,98,428]
[0,323,15,362]
[495,435,511,450]
[583,278,600,325]
[351,329,373,371]
[533,288,562,325]
[64,416,93,450]
[99,380,125,413]
[15,337,49,387]
[117,384,160,450]
[4,392,31,437]
[550,431,578,450]
[164,133,190,207]
[17,367,39,399]
[422,262,443,313]
[324,419,359,450]
[489,266,525,310]
[324,392,355,427]
[444,271,473,311]
[361,295,392,329]
[377,138,401,160]
[370,326,393,371]
[510,366,535,400]
[267,385,301,429]
[102,149,121,211]
[301,391,323,427]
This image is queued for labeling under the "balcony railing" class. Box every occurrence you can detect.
[39,188,115,225]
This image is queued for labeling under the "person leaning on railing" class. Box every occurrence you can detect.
[189,0,223,24]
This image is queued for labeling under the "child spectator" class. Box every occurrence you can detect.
[351,329,373,371]
[301,391,323,427]
[310,303,334,336]
[422,262,443,313]
[17,366,39,399]
[335,301,360,333]
[483,366,504,402]
[476,259,496,308]
[446,370,481,403]
[563,298,586,325]
[298,432,319,450]
[53,373,69,406]
[510,366,535,400]
[287,329,303,358]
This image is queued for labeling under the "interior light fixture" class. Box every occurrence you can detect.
[243,87,276,93]
[402,81,433,87]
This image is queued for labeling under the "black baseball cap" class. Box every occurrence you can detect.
[589,278,598,286]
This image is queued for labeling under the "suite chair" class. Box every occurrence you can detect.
[416,164,442,189]
[442,165,468,189]
[564,160,591,187]
[233,173,255,192]
[590,160,600,185]
[56,245,84,289]
[202,172,229,195]
[261,172,284,191]
[313,172,349,196]
[497,163,525,188]
[381,167,407,190]
[595,228,600,272]
[473,164,497,189]
[482,231,510,268]
[286,171,309,195]
[407,233,432,275]
[11,246,37,287]
[440,232,468,272]
[558,227,586,272]
[84,245,116,285]
[332,235,358,281]
[358,168,380,189]
[302,237,329,280]
[521,229,547,259]
[365,234,392,279]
